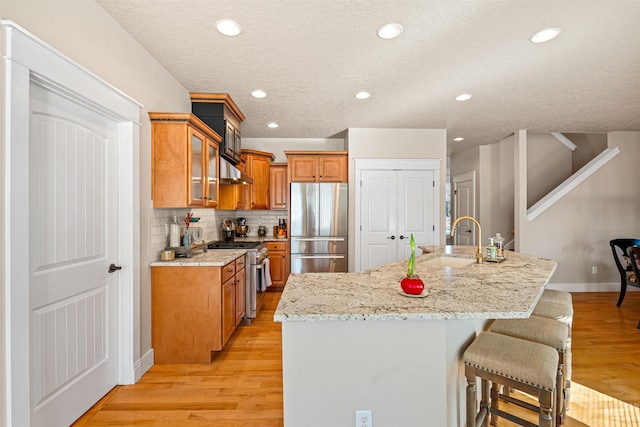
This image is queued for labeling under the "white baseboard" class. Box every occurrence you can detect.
[134,349,155,382]
[547,282,640,293]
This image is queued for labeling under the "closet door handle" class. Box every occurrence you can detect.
[387,235,396,240]
[399,235,407,240]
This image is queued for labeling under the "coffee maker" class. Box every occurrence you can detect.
[221,218,234,242]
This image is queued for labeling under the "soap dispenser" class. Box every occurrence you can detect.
[486,238,497,261]
[494,233,505,259]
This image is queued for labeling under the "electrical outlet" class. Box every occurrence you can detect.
[355,410,372,427]
[592,265,598,275]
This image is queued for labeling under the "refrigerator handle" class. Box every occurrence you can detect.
[291,255,346,259]
[291,237,345,242]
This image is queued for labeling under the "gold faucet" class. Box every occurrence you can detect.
[450,216,483,264]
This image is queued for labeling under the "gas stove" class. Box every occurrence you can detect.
[207,240,263,249]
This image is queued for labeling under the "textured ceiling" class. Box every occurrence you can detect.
[96,0,640,154]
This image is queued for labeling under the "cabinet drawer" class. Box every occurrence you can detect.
[235,255,246,270]
[267,242,287,252]
[222,261,235,283]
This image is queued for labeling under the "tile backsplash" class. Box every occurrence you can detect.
[150,208,287,260]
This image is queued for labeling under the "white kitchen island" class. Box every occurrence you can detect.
[274,246,557,427]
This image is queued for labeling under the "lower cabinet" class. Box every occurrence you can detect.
[267,241,289,287]
[152,255,246,364]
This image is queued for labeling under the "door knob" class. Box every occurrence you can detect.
[387,235,396,240]
[108,263,122,273]
[399,235,407,239]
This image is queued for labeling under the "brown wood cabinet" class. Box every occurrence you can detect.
[243,149,275,210]
[267,240,288,287]
[286,151,348,182]
[152,255,246,364]
[270,163,288,210]
[150,113,221,208]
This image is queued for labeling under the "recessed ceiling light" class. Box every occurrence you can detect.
[215,19,242,37]
[453,137,464,142]
[455,93,472,101]
[251,90,267,98]
[267,123,279,128]
[377,23,403,39]
[530,28,561,43]
[355,91,371,100]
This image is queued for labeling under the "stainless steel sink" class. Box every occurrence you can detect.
[423,256,474,268]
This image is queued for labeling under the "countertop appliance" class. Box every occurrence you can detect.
[207,240,268,322]
[290,183,348,273]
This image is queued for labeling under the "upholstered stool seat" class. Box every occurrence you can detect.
[463,332,558,427]
[490,316,569,424]
[532,299,573,325]
[540,289,573,307]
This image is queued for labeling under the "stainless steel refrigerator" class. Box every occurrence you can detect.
[290,183,348,273]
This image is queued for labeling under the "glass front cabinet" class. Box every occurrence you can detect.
[150,112,221,208]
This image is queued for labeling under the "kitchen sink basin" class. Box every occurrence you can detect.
[423,256,474,268]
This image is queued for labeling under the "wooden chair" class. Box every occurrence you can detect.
[609,238,640,306]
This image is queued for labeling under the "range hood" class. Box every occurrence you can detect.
[219,157,253,185]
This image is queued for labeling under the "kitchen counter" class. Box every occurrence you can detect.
[275,246,558,427]
[149,249,246,267]
[275,245,557,322]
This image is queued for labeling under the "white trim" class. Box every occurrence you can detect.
[527,146,621,221]
[550,132,578,151]
[137,349,155,381]
[547,282,639,293]
[354,158,441,272]
[3,21,141,425]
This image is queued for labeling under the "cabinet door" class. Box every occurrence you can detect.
[233,128,242,162]
[270,164,288,210]
[188,127,206,206]
[269,251,287,285]
[319,155,348,182]
[222,276,235,345]
[205,139,219,207]
[224,122,236,160]
[289,156,318,182]
[248,155,271,209]
[235,267,246,324]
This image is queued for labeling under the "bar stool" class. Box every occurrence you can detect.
[540,289,572,306]
[490,316,569,424]
[463,332,558,427]
[533,293,573,416]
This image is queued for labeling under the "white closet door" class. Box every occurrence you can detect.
[397,170,436,261]
[360,170,398,270]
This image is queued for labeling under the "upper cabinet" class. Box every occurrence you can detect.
[243,149,275,210]
[150,113,221,208]
[286,151,348,183]
[270,163,288,210]
[190,93,245,164]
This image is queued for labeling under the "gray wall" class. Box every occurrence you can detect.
[479,136,514,246]
[521,131,640,288]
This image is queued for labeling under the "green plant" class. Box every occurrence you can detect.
[407,233,417,278]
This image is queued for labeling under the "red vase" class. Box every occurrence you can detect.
[401,277,425,295]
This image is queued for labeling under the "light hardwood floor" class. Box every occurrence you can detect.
[73,291,640,426]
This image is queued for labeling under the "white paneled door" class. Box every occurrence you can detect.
[452,171,476,246]
[359,167,438,271]
[28,82,120,426]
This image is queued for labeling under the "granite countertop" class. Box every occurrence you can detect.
[150,236,287,267]
[150,249,247,267]
[274,246,558,322]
